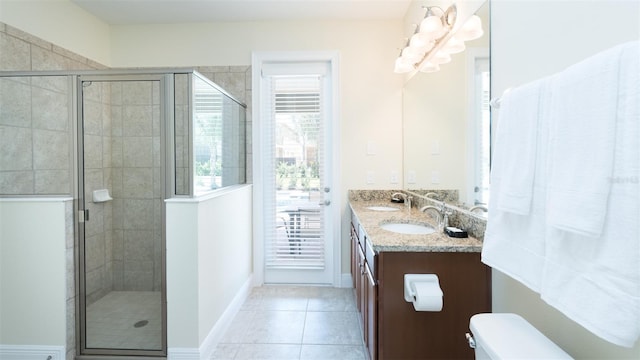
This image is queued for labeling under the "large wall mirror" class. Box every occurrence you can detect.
[402,0,490,210]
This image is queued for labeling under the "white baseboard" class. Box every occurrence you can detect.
[167,347,200,360]
[198,274,253,359]
[0,345,65,360]
[168,274,254,360]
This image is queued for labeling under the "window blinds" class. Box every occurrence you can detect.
[263,75,325,270]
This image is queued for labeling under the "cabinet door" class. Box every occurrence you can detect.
[365,262,377,360]
[350,224,357,289]
[377,252,491,359]
[356,245,366,331]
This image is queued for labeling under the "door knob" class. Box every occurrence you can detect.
[324,187,331,193]
[319,200,331,206]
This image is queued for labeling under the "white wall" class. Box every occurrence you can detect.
[491,0,640,357]
[166,185,253,352]
[0,199,70,348]
[0,0,111,66]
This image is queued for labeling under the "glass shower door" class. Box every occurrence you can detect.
[78,76,166,355]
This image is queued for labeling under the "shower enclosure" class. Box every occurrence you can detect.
[78,74,168,356]
[0,69,246,358]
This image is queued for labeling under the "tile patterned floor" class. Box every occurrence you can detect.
[212,286,366,360]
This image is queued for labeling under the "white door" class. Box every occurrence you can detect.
[255,58,337,285]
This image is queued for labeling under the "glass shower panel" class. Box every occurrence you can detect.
[174,73,190,196]
[192,74,247,196]
[172,72,247,197]
[81,78,164,353]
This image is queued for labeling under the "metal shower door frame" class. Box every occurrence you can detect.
[76,72,172,359]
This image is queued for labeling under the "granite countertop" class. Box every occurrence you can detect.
[350,200,483,253]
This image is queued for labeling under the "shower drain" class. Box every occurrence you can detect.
[134,320,149,328]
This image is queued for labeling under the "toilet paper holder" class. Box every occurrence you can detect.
[404,274,443,311]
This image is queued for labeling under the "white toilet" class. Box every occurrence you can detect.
[467,313,574,359]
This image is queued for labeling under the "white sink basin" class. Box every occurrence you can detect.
[366,206,401,212]
[380,222,436,235]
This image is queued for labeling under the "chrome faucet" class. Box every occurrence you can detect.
[391,192,405,202]
[469,205,488,213]
[420,202,452,231]
[424,192,439,200]
[391,192,413,210]
[420,205,443,228]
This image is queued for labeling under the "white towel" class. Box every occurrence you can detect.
[482,79,554,292]
[546,43,625,238]
[494,79,548,215]
[541,41,640,348]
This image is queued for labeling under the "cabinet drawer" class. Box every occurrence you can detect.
[364,235,376,280]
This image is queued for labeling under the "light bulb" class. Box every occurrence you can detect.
[442,36,465,54]
[431,51,452,65]
[409,32,431,49]
[419,61,440,73]
[394,57,414,73]
[419,15,444,36]
[457,15,484,41]
[401,47,424,63]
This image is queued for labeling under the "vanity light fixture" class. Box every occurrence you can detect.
[394,3,484,74]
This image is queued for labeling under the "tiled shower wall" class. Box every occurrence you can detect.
[82,80,115,305]
[108,81,163,292]
[0,22,252,360]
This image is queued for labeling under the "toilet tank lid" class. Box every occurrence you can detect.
[470,313,573,359]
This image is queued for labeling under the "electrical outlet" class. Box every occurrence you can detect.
[366,171,375,184]
[408,170,416,184]
[390,170,399,184]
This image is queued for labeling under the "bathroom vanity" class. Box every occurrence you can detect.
[350,198,491,360]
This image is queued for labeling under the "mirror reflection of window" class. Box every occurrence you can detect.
[473,57,491,206]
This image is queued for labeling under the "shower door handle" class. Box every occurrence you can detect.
[79,209,89,223]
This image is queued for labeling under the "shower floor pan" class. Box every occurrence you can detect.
[86,291,162,350]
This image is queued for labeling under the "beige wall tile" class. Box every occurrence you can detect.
[123,136,153,167]
[122,81,152,105]
[32,88,70,131]
[123,105,153,136]
[35,169,70,194]
[0,170,34,194]
[5,24,52,52]
[0,126,32,170]
[123,199,154,230]
[0,32,31,71]
[33,129,69,169]
[0,78,31,127]
[122,167,154,198]
[83,134,103,169]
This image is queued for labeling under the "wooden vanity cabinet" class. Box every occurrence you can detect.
[350,214,491,360]
[377,251,491,359]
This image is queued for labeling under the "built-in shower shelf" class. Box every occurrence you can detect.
[92,189,113,203]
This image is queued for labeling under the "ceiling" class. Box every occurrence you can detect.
[71,0,412,25]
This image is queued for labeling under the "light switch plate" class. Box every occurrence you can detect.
[367,141,376,155]
[431,140,440,155]
[431,170,440,184]
[408,170,416,184]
